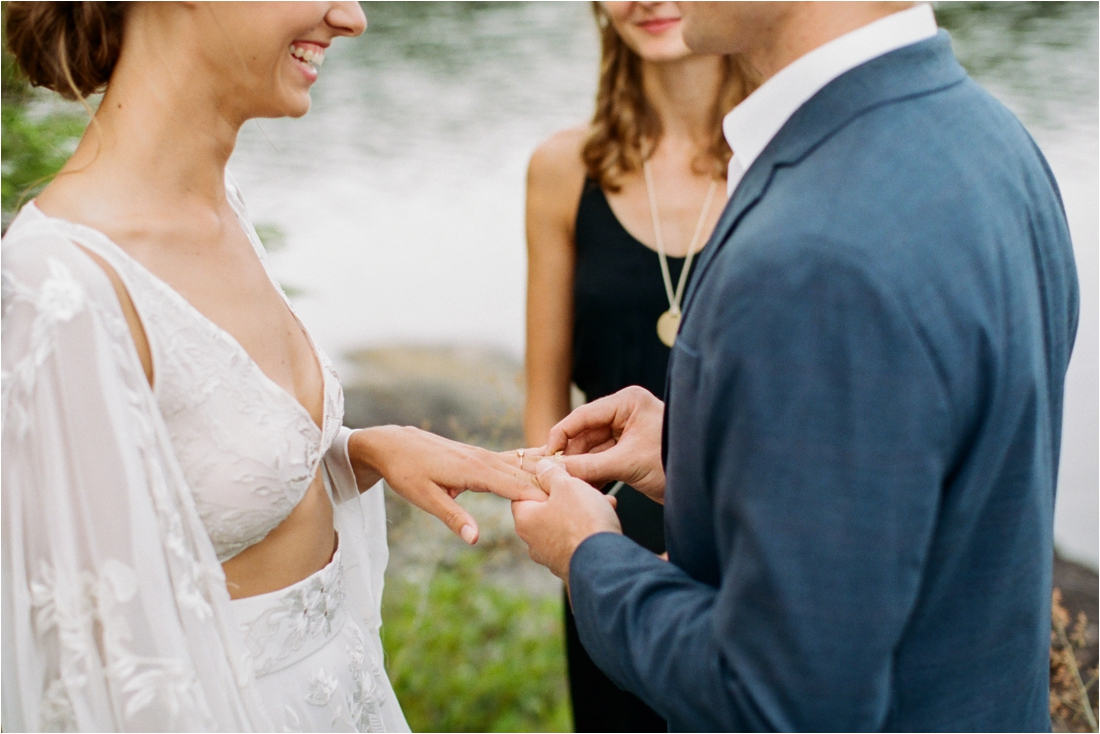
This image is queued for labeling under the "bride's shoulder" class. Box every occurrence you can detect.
[3,205,126,315]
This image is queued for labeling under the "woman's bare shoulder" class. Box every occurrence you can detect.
[528,125,588,190]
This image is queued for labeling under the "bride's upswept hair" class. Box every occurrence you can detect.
[4,2,127,102]
[582,2,757,192]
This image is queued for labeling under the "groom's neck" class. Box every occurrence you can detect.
[683,2,916,83]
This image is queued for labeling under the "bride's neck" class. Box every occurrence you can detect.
[61,19,243,211]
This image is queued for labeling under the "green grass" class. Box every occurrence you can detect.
[1,51,86,230]
[381,554,571,733]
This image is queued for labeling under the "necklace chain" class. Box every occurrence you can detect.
[643,160,719,316]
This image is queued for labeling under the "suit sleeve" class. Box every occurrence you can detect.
[569,242,952,731]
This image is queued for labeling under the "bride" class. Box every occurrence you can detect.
[1,3,545,731]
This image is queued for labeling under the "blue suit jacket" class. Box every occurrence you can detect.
[569,33,1078,732]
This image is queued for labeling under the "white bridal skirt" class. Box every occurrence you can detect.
[231,547,410,732]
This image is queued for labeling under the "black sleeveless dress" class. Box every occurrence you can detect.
[565,179,699,732]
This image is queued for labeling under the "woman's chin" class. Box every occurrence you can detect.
[639,43,694,64]
[287,97,312,118]
[271,93,313,119]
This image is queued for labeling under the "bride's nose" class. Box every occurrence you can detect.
[326,2,367,38]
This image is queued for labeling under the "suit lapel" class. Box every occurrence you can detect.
[680,31,967,319]
[682,165,774,314]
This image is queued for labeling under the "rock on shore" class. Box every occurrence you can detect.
[342,344,525,450]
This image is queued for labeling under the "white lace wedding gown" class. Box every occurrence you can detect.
[1,175,409,732]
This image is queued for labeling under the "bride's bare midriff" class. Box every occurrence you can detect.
[221,469,337,600]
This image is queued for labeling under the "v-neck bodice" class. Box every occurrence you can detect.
[15,175,344,562]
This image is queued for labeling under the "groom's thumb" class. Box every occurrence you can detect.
[535,458,569,494]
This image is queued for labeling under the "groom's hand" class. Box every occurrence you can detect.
[546,386,667,504]
[512,459,622,581]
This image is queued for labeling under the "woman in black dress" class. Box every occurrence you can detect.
[523,3,756,731]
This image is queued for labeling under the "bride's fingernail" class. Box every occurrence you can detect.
[460,524,477,544]
[536,458,557,474]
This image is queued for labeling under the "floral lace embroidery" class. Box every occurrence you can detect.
[306,668,340,707]
[4,241,251,728]
[40,677,76,731]
[65,205,343,564]
[4,198,379,731]
[239,554,347,677]
[29,558,204,728]
[343,624,386,733]
[2,258,86,442]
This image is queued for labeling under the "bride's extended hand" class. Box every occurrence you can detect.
[347,426,547,545]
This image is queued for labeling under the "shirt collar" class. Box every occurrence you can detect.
[724,3,938,195]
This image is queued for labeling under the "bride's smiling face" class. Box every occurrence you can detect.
[189,2,367,120]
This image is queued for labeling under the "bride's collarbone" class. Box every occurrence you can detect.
[120,223,326,425]
[37,184,326,422]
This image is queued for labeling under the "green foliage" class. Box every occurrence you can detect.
[252,222,304,297]
[254,222,289,252]
[382,554,570,733]
[1,49,86,230]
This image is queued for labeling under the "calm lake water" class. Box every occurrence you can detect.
[228,2,1099,567]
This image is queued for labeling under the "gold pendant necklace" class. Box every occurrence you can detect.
[656,309,681,347]
[643,161,719,347]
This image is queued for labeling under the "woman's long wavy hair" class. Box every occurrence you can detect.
[582,3,756,192]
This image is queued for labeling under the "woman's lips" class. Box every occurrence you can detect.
[637,17,680,34]
[290,41,326,82]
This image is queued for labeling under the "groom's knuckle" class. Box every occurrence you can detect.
[549,474,571,494]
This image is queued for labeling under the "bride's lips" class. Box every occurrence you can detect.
[636,17,680,34]
[289,40,328,83]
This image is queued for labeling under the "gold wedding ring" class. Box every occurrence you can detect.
[516,448,525,467]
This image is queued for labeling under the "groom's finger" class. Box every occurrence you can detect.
[556,449,621,487]
[564,435,616,456]
[546,397,623,453]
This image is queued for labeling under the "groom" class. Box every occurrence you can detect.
[512,2,1078,731]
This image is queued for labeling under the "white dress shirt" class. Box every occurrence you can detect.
[724,3,938,196]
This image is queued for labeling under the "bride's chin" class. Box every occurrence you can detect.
[275,94,313,119]
[287,101,312,119]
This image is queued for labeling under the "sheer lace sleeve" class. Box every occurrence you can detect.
[1,226,273,731]
[323,428,389,633]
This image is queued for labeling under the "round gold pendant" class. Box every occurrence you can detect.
[657,309,681,347]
